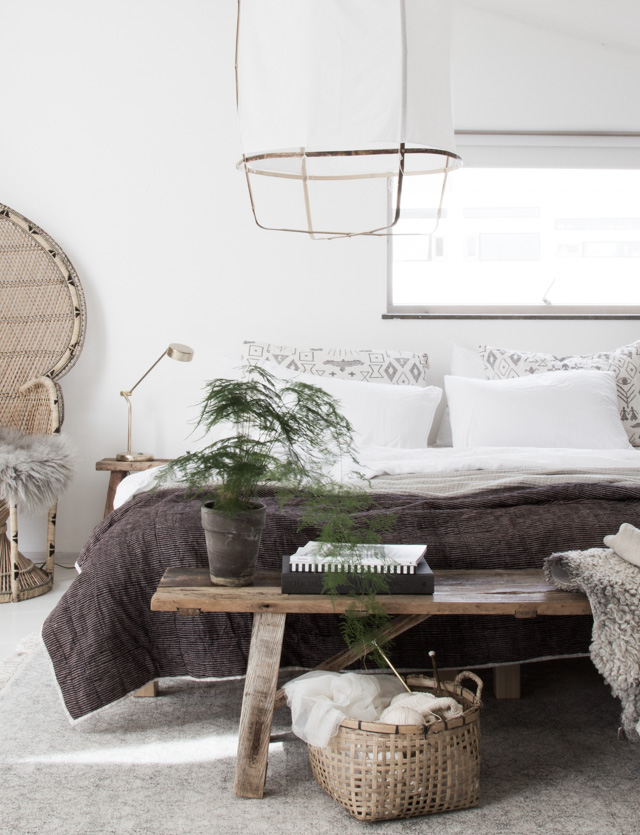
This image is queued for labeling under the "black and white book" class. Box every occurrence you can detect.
[280,542,433,595]
[288,542,428,573]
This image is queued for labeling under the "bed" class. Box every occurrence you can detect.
[42,340,640,721]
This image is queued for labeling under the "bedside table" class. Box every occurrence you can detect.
[96,458,171,517]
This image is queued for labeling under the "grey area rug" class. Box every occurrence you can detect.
[1,640,639,835]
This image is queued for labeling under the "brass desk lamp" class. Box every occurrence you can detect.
[117,342,194,462]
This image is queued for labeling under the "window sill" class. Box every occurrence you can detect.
[383,312,640,320]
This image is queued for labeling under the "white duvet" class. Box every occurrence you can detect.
[355,445,640,477]
[112,445,640,510]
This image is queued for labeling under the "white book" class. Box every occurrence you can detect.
[288,542,428,574]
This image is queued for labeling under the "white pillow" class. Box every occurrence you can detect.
[263,363,442,448]
[444,370,632,450]
[479,340,640,447]
[434,344,487,447]
[242,341,430,386]
[450,343,487,379]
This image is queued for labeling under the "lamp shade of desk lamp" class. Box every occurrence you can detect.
[116,342,194,462]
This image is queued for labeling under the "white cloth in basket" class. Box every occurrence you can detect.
[380,691,463,725]
[283,671,406,748]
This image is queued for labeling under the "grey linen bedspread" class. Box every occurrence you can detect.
[43,482,640,720]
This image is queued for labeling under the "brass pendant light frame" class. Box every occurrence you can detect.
[234,0,461,239]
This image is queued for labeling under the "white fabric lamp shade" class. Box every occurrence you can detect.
[235,0,461,238]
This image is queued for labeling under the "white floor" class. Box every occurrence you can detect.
[0,553,77,664]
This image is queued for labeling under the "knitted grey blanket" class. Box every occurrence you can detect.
[545,548,640,741]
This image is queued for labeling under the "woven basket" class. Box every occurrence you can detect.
[308,671,483,822]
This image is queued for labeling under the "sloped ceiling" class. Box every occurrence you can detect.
[454,0,640,131]
[462,0,640,54]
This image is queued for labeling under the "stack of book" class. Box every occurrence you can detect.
[280,542,433,594]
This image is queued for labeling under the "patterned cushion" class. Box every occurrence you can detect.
[479,341,640,447]
[242,341,429,386]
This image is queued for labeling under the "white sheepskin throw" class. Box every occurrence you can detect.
[0,427,76,514]
[545,547,640,741]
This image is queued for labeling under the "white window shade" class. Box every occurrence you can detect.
[456,133,640,170]
[235,0,461,238]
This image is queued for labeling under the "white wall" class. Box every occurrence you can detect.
[1,0,639,553]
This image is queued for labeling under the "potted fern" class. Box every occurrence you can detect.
[160,364,360,586]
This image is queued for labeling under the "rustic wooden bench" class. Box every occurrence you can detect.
[150,567,591,799]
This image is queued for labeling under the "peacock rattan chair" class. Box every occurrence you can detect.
[0,203,86,602]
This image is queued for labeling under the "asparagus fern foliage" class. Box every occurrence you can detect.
[160,363,358,512]
[161,362,398,663]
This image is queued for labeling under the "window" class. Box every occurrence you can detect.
[387,135,640,318]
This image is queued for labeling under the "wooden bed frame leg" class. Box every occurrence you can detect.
[440,668,461,682]
[134,681,158,698]
[234,611,286,799]
[493,664,521,699]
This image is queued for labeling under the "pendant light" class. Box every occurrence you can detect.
[235,0,461,239]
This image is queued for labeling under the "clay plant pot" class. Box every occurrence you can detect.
[201,500,267,586]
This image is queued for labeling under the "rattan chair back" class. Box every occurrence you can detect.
[0,203,86,601]
[0,203,86,433]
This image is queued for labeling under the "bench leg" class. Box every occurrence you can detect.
[493,663,521,699]
[234,611,286,799]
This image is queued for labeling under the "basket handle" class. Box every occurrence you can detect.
[453,671,483,704]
